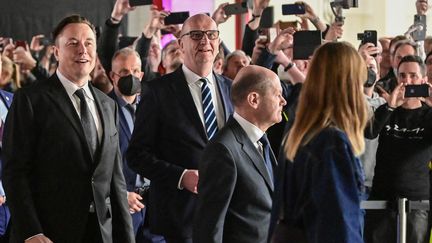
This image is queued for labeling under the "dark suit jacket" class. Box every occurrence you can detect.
[107,90,137,192]
[194,117,275,243]
[2,74,134,243]
[0,90,12,236]
[127,66,233,237]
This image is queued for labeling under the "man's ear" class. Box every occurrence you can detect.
[53,45,59,61]
[247,92,260,109]
[138,71,144,80]
[109,71,116,84]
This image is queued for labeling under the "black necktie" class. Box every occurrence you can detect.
[75,88,98,158]
[259,134,274,184]
[125,103,136,121]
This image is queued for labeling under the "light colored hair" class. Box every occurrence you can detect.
[285,41,369,160]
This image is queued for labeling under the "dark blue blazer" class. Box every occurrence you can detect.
[107,90,137,192]
[127,66,234,237]
[0,90,12,236]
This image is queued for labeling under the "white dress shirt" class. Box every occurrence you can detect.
[182,64,224,129]
[233,112,265,153]
[57,70,102,141]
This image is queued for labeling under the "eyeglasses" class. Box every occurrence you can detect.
[180,30,220,41]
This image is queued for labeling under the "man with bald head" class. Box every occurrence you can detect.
[194,65,286,243]
[127,14,233,243]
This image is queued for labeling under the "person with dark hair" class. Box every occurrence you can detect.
[365,55,432,243]
[2,14,134,243]
[194,65,286,243]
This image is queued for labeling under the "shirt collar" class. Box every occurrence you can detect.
[233,112,265,144]
[182,64,214,86]
[57,69,94,101]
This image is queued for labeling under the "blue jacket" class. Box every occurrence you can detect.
[284,127,366,243]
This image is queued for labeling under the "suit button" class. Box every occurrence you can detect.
[91,177,95,184]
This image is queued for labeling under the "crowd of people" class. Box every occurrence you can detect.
[0,0,432,242]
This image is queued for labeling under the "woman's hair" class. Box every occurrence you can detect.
[1,56,20,89]
[285,41,369,160]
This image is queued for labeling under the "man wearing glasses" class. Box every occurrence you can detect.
[127,14,233,243]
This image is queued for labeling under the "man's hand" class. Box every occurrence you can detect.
[212,2,230,26]
[111,0,136,22]
[416,0,428,15]
[324,22,344,41]
[127,192,145,213]
[253,0,270,15]
[378,82,405,108]
[180,170,199,194]
[13,46,37,71]
[358,42,379,61]
[0,196,5,206]
[25,235,53,243]
[30,34,46,53]
[268,27,295,55]
[143,5,169,38]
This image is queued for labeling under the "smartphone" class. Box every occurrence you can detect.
[279,21,300,31]
[259,6,274,29]
[293,30,322,60]
[404,84,429,97]
[282,3,306,15]
[223,2,248,16]
[164,11,190,25]
[129,0,153,7]
[15,40,27,50]
[268,27,277,43]
[360,30,377,46]
[412,14,427,41]
[118,36,138,49]
[39,37,52,46]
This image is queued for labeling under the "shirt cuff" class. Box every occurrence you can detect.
[177,169,188,190]
[25,234,44,242]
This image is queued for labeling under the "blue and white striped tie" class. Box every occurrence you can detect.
[200,78,218,139]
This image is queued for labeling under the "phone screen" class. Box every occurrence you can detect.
[404,84,429,97]
[282,4,305,15]
[164,11,190,25]
[129,0,153,7]
[293,30,322,60]
[223,2,248,16]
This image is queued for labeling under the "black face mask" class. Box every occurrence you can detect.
[364,67,377,88]
[117,74,141,96]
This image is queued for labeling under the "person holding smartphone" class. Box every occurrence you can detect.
[364,55,432,243]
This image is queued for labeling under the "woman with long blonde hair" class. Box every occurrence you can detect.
[282,41,369,243]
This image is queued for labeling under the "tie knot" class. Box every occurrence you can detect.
[75,88,86,100]
[199,78,208,84]
[259,134,269,147]
[125,103,135,114]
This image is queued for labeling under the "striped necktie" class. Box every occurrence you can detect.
[200,78,218,139]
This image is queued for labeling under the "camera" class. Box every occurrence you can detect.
[331,0,358,9]
[330,0,359,24]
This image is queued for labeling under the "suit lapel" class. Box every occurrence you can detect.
[169,67,208,141]
[89,84,108,166]
[214,74,233,122]
[45,74,93,165]
[230,118,274,192]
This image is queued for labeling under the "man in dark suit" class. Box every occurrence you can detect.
[2,15,134,243]
[193,65,286,243]
[107,47,165,243]
[127,14,234,243]
[0,72,13,242]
